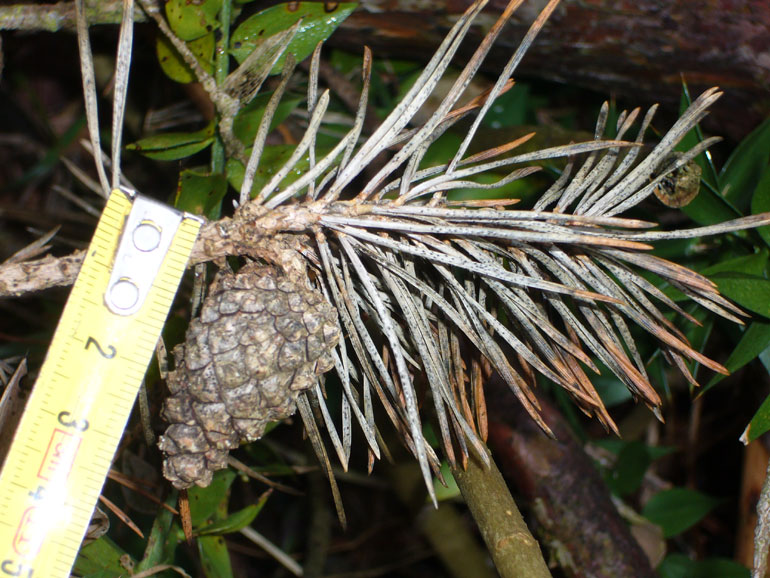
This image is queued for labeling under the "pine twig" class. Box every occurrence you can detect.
[453,448,551,578]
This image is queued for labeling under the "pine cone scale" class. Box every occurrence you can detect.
[159,263,340,489]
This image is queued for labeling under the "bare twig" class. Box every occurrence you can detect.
[453,449,551,578]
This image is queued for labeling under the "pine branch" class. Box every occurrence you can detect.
[6,1,770,557]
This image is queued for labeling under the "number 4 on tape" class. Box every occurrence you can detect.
[0,188,202,578]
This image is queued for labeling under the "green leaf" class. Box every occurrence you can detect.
[750,165,770,247]
[672,82,745,225]
[658,554,750,578]
[642,488,721,537]
[433,462,461,501]
[127,123,215,161]
[166,0,222,41]
[743,392,770,443]
[605,441,652,496]
[677,80,719,190]
[701,251,768,277]
[680,309,713,380]
[232,92,303,146]
[10,115,87,189]
[136,491,182,573]
[157,32,215,84]
[592,372,633,408]
[230,2,357,75]
[595,439,675,461]
[226,144,330,199]
[174,168,229,219]
[681,186,742,226]
[198,535,233,578]
[721,116,770,213]
[482,84,531,128]
[73,536,134,577]
[709,272,770,319]
[705,321,770,390]
[196,497,268,536]
[188,469,237,527]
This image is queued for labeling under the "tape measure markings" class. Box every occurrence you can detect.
[0,189,202,578]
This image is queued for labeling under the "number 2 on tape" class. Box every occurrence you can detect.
[0,188,202,578]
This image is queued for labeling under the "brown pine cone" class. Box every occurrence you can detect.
[159,263,340,489]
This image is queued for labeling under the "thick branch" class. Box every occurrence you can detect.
[0,201,333,298]
[0,1,146,32]
[485,377,656,577]
[3,1,767,140]
[335,0,770,141]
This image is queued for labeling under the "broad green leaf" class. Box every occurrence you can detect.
[590,359,633,408]
[705,321,770,390]
[710,272,770,318]
[230,2,357,75]
[174,168,229,220]
[760,342,770,374]
[604,99,620,139]
[232,92,304,145]
[135,491,181,573]
[166,0,222,41]
[743,392,770,443]
[595,439,675,461]
[196,497,268,536]
[652,237,702,261]
[482,84,531,129]
[721,116,770,213]
[605,441,651,496]
[595,376,634,408]
[667,85,742,224]
[642,488,721,537]
[226,144,332,199]
[198,535,233,578]
[157,32,215,84]
[681,186,742,226]
[188,469,237,527]
[73,536,134,576]
[750,165,770,247]
[197,469,234,578]
[128,123,215,161]
[658,554,750,578]
[701,251,768,277]
[673,82,743,226]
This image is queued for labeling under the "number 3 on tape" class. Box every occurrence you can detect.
[0,188,202,578]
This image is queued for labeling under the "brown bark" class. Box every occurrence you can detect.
[485,378,656,577]
[336,0,770,141]
[1,2,766,139]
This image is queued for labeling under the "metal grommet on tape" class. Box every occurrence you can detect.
[104,189,185,316]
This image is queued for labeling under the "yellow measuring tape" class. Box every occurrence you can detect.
[0,188,202,578]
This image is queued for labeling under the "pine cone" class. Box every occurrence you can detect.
[159,263,340,488]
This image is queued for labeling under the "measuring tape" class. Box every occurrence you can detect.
[0,188,202,578]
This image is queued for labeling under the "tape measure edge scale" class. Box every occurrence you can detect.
[0,188,202,578]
